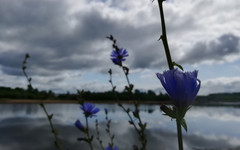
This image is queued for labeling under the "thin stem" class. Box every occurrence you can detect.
[157,0,174,70]
[108,72,145,149]
[158,1,183,149]
[40,103,64,150]
[123,67,131,86]
[120,105,140,134]
[105,115,114,147]
[86,117,93,150]
[22,55,33,90]
[107,35,147,150]
[121,67,147,150]
[109,76,114,88]
[95,120,105,150]
[22,54,64,150]
[176,119,183,150]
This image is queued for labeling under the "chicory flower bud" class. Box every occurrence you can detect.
[75,120,84,130]
[156,69,201,108]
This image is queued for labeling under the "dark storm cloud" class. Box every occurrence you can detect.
[0,0,72,75]
[0,51,25,75]
[0,51,23,68]
[0,0,112,76]
[0,0,68,43]
[0,0,166,76]
[180,33,240,64]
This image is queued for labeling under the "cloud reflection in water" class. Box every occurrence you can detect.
[0,104,239,150]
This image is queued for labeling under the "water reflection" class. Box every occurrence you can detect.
[0,104,240,150]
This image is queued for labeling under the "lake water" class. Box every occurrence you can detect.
[0,103,240,150]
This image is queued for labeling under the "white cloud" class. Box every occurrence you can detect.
[200,77,240,95]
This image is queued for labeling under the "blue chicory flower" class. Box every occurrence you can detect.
[110,48,128,66]
[80,103,100,118]
[104,108,108,114]
[105,145,119,150]
[156,69,201,108]
[75,120,84,130]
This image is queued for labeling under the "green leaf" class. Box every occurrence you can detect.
[125,84,134,93]
[172,61,184,71]
[112,86,116,92]
[133,108,139,118]
[128,120,133,125]
[52,129,58,135]
[129,84,134,91]
[122,66,129,75]
[40,103,44,108]
[160,105,176,119]
[48,114,53,120]
[111,135,115,140]
[108,69,112,75]
[25,53,30,58]
[139,123,147,130]
[181,118,188,132]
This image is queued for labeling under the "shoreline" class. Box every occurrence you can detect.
[0,99,172,105]
[0,99,79,104]
[1,99,240,107]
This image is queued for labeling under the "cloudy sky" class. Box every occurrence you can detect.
[0,0,240,95]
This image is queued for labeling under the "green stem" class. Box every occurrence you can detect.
[86,117,93,150]
[22,54,63,150]
[109,72,142,144]
[122,67,131,86]
[41,103,64,150]
[157,0,174,70]
[176,118,184,150]
[95,120,105,150]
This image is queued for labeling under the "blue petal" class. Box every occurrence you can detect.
[157,69,201,107]
[80,103,100,117]
[105,146,119,150]
[75,120,83,130]
[110,48,128,66]
[114,146,119,150]
[92,107,100,114]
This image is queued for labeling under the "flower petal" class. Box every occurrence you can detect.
[157,69,201,107]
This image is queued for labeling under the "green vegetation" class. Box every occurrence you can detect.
[0,86,55,100]
[1,86,240,104]
[195,93,240,105]
[0,86,171,102]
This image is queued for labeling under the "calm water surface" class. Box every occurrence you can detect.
[0,103,240,150]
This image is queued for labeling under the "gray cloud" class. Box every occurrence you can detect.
[0,0,111,76]
[199,77,240,95]
[1,0,238,75]
[180,33,240,64]
[0,0,239,94]
[0,0,167,77]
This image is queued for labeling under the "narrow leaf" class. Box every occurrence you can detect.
[172,61,184,71]
[181,118,188,132]
[160,105,176,119]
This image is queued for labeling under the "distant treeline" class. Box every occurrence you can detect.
[1,86,240,103]
[0,87,55,100]
[0,86,171,102]
[195,93,240,104]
